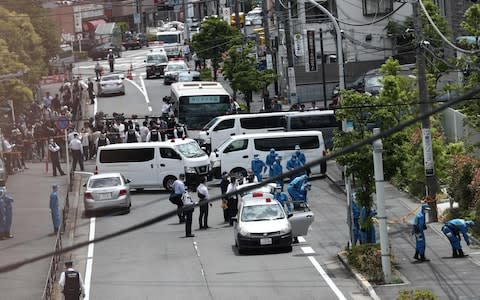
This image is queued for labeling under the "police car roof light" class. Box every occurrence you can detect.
[252,192,263,197]
[265,198,271,202]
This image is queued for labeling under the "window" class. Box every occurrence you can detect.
[224,139,248,153]
[240,116,286,130]
[214,119,235,131]
[88,177,122,188]
[291,1,298,19]
[305,1,330,23]
[362,0,393,16]
[290,115,338,130]
[254,136,319,151]
[160,147,181,160]
[99,148,155,163]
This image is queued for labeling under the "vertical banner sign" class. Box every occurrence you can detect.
[306,30,317,72]
[421,128,435,176]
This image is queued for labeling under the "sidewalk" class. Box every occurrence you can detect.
[327,162,480,299]
[0,162,68,299]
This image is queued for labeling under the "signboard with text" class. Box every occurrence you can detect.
[305,30,317,72]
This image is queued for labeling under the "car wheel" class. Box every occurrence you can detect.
[285,246,293,253]
[122,207,130,214]
[238,247,245,254]
[163,175,177,191]
[146,74,150,79]
[231,167,247,179]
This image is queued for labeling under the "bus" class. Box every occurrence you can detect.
[170,81,231,131]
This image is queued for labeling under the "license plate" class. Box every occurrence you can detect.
[260,238,272,245]
[98,193,111,200]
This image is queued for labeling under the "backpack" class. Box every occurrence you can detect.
[63,270,80,295]
[126,129,137,143]
[150,130,159,141]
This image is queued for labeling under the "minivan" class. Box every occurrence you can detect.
[284,110,339,149]
[198,112,295,152]
[96,139,210,191]
[209,131,327,179]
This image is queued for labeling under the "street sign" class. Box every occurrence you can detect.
[56,116,70,130]
[134,13,141,24]
[305,30,317,72]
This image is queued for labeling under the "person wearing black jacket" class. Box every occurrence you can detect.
[219,172,230,223]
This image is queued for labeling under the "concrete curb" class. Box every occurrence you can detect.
[337,251,381,300]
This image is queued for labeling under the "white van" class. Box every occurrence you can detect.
[284,110,340,149]
[156,30,184,58]
[198,112,295,152]
[209,131,327,179]
[96,139,210,191]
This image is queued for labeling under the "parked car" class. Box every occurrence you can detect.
[98,73,125,96]
[177,70,201,82]
[163,60,189,85]
[0,158,7,185]
[88,42,122,60]
[122,32,148,50]
[145,49,168,79]
[232,194,314,254]
[83,173,131,216]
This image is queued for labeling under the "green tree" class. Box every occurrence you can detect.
[1,0,60,64]
[222,41,276,109]
[192,17,242,81]
[0,6,45,111]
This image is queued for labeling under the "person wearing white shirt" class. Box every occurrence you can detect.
[226,176,239,225]
[197,177,210,229]
[139,121,150,142]
[48,138,66,176]
[69,133,84,172]
[80,129,89,161]
[59,260,85,299]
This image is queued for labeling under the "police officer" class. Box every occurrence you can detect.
[271,155,284,191]
[107,49,115,72]
[49,138,66,177]
[265,148,277,178]
[412,203,430,261]
[0,187,14,239]
[169,174,186,223]
[274,185,291,214]
[286,154,304,182]
[59,260,85,299]
[351,194,361,246]
[197,176,210,229]
[219,172,230,223]
[50,184,61,234]
[442,218,475,258]
[251,154,267,181]
[287,175,310,206]
[182,188,195,237]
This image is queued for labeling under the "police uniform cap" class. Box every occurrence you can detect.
[179,173,185,178]
[466,220,475,227]
[295,145,300,150]
[421,203,431,211]
[64,260,73,266]
[52,184,58,189]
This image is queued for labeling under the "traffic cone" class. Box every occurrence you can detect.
[127,64,133,80]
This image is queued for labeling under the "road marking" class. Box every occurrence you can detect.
[84,217,96,300]
[298,236,306,243]
[139,76,149,103]
[300,240,347,300]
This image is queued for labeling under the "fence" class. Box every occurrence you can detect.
[41,192,69,300]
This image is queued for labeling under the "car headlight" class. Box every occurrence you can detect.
[184,166,196,173]
[239,227,250,237]
[279,224,291,235]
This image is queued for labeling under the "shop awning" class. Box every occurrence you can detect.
[83,19,106,32]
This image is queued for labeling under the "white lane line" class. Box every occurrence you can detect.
[298,236,306,243]
[84,217,96,300]
[139,76,150,103]
[301,242,347,300]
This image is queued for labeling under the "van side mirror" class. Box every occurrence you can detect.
[82,183,87,187]
[287,213,293,219]
[126,178,131,183]
[144,60,146,63]
[231,216,238,223]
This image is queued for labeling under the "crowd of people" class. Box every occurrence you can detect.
[0,78,87,176]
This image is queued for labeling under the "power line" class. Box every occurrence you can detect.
[1,83,480,274]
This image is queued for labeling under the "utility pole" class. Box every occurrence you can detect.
[283,0,296,103]
[136,0,142,33]
[262,0,271,53]
[413,0,438,222]
[373,128,391,284]
[234,0,241,32]
[184,0,190,41]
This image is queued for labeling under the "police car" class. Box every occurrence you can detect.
[232,192,314,254]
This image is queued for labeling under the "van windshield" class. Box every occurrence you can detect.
[175,141,205,158]
[147,54,168,64]
[157,34,180,44]
[202,117,219,130]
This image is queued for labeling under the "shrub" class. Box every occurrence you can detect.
[347,244,391,283]
[397,289,439,300]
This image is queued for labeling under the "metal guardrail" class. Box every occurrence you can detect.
[41,192,69,300]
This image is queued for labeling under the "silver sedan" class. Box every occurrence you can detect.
[98,74,125,96]
[84,173,131,216]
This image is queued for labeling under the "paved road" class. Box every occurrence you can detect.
[76,171,369,300]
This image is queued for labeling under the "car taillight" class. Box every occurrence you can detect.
[94,166,98,175]
[252,192,263,197]
[119,189,128,196]
[265,198,271,202]
[84,192,93,200]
